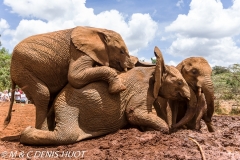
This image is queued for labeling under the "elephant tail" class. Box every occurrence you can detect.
[3,80,16,129]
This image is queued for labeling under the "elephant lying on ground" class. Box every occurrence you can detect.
[157,57,215,132]
[20,47,191,145]
[4,26,134,130]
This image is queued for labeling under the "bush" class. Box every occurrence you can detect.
[0,47,11,91]
[212,66,229,75]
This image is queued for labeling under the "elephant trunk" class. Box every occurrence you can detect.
[202,75,215,132]
[172,88,197,129]
[196,76,205,96]
[122,56,135,71]
[180,85,191,100]
[172,106,196,129]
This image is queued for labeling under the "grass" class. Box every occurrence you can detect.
[213,72,240,115]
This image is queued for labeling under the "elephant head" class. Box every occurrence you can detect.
[153,47,190,100]
[176,57,212,96]
[173,57,215,131]
[71,26,134,71]
[129,49,191,101]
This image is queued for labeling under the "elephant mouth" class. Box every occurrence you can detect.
[164,93,183,101]
[117,62,132,72]
[188,83,199,94]
[171,92,188,101]
[109,61,124,71]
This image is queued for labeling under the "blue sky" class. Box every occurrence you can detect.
[0,0,239,66]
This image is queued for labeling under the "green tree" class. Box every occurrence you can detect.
[212,65,229,75]
[151,57,156,64]
[0,46,11,91]
[227,64,240,93]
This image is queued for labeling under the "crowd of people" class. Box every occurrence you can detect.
[0,88,28,104]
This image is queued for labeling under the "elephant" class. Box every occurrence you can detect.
[158,57,215,132]
[19,46,191,145]
[4,26,134,130]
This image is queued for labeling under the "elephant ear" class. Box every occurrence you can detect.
[130,55,155,67]
[153,46,166,99]
[71,26,109,66]
[176,61,184,73]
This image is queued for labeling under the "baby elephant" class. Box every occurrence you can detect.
[20,47,190,145]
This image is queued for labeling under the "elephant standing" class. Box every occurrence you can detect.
[159,57,215,132]
[20,47,191,145]
[4,26,134,130]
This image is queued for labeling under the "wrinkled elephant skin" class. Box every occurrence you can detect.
[4,26,135,131]
[20,47,191,145]
[163,57,215,132]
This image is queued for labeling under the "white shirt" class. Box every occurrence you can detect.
[14,91,21,100]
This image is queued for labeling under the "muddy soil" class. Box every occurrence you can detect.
[0,102,240,159]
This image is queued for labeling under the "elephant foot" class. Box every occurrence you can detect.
[109,77,126,93]
[206,123,215,132]
[20,126,36,144]
[169,127,178,133]
[20,126,55,145]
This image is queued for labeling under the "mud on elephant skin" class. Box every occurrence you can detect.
[19,46,190,145]
[158,57,215,132]
[4,26,135,131]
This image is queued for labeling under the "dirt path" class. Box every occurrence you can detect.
[0,102,240,159]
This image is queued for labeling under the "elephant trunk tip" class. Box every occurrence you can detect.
[180,89,190,101]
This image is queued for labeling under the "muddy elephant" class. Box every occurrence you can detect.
[19,47,191,145]
[158,57,215,132]
[4,26,134,130]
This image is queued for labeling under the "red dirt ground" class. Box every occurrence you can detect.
[0,102,240,159]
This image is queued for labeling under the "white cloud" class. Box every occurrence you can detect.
[0,18,9,32]
[176,0,184,9]
[167,36,240,66]
[166,0,240,38]
[2,0,158,56]
[165,0,240,66]
[167,60,177,66]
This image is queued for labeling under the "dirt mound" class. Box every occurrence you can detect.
[0,102,240,159]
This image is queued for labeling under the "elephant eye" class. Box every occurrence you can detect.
[178,81,182,86]
[120,50,125,54]
[192,69,197,74]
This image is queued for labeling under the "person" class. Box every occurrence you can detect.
[1,90,10,102]
[20,92,28,104]
[19,88,23,94]
[8,89,12,100]
[14,88,21,103]
[0,91,2,102]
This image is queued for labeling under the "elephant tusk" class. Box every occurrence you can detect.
[198,87,202,97]
[124,68,128,72]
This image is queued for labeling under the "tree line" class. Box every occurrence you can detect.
[0,34,11,91]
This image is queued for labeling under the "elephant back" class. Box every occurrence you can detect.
[11,28,73,93]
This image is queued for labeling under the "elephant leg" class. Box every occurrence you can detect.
[202,113,215,132]
[16,71,51,130]
[170,100,179,126]
[202,106,215,132]
[68,55,126,94]
[46,105,56,131]
[20,101,81,145]
[166,103,173,128]
[153,99,167,122]
[154,98,173,128]
[127,108,169,133]
[194,94,207,130]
